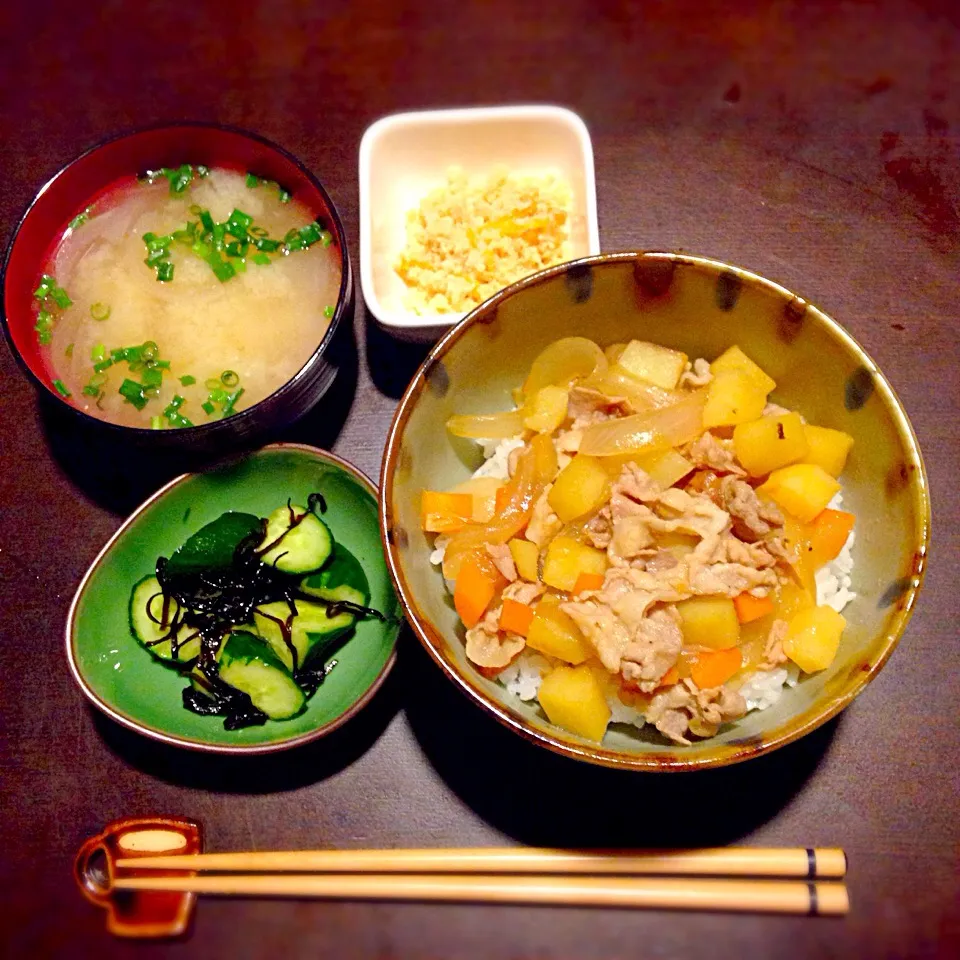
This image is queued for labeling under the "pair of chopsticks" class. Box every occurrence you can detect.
[114,846,849,915]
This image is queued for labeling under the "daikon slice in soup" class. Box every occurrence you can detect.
[35,167,341,428]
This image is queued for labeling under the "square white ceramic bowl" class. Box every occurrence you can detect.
[359,105,600,341]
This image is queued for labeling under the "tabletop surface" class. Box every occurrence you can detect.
[1,2,958,957]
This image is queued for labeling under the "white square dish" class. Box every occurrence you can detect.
[359,104,600,341]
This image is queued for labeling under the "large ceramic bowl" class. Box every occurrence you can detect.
[68,444,400,754]
[381,251,930,771]
[1,123,353,453]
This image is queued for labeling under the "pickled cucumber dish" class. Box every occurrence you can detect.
[421,337,857,745]
[131,496,391,729]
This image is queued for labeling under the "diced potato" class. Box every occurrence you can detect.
[451,476,504,523]
[542,536,607,593]
[508,538,540,582]
[710,345,777,395]
[523,385,569,435]
[801,425,854,478]
[548,455,610,522]
[782,605,846,673]
[758,464,841,523]
[702,370,769,428]
[675,596,740,650]
[537,664,612,741]
[617,339,688,390]
[526,604,593,664]
[732,411,809,477]
[634,449,695,488]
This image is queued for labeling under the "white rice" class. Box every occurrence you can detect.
[434,441,857,731]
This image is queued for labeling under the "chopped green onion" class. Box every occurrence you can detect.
[209,388,228,404]
[151,416,164,429]
[298,222,323,245]
[252,252,271,266]
[168,394,185,409]
[69,208,91,230]
[155,359,171,369]
[204,378,222,390]
[224,241,248,258]
[65,343,74,357]
[248,225,268,238]
[211,223,226,247]
[156,261,175,282]
[323,305,334,318]
[51,286,72,309]
[197,165,210,178]
[90,302,111,321]
[93,358,114,373]
[278,189,292,204]
[199,209,215,232]
[210,258,235,282]
[221,387,244,416]
[34,309,54,344]
[245,173,260,188]
[319,230,333,247]
[119,378,148,410]
[253,237,279,252]
[143,385,160,399]
[141,342,158,361]
[201,400,215,415]
[90,372,108,387]
[179,374,196,386]
[141,366,163,387]
[220,370,239,387]
[163,164,194,195]
[91,343,106,362]
[33,275,54,300]
[227,209,254,232]
[52,379,71,397]
[82,384,101,397]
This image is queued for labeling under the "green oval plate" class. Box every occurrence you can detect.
[67,443,401,754]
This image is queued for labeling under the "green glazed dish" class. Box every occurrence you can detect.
[381,251,931,771]
[67,444,400,754]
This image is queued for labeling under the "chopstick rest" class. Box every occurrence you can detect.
[74,816,202,938]
[74,818,849,938]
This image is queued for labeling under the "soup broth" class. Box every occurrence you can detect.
[39,168,341,428]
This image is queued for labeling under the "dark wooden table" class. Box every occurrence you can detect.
[1,2,958,957]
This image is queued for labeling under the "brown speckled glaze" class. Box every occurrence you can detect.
[380,251,931,772]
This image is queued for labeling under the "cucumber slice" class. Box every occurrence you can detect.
[217,631,305,720]
[165,512,263,577]
[257,503,332,574]
[129,575,200,662]
[253,599,355,672]
[301,542,371,607]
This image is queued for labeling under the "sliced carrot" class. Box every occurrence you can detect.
[733,592,775,624]
[690,647,743,689]
[807,509,855,570]
[657,665,680,688]
[494,485,512,516]
[421,491,474,533]
[499,598,535,637]
[453,551,503,628]
[573,571,606,595]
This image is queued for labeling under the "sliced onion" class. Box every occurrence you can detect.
[442,436,554,580]
[578,391,706,457]
[523,338,607,397]
[446,409,526,440]
[584,366,683,412]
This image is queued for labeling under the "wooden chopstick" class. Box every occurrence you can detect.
[113,873,849,915]
[116,846,846,879]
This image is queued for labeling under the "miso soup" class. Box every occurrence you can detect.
[33,166,341,428]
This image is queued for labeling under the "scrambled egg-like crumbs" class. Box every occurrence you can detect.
[395,165,572,315]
